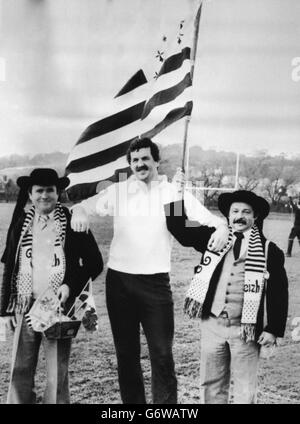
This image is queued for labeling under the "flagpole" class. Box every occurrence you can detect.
[181,0,203,174]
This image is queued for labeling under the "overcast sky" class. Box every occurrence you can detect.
[0,0,300,159]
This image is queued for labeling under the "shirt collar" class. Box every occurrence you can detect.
[233,228,251,244]
[34,209,55,222]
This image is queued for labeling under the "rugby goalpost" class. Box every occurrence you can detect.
[185,151,240,192]
[184,152,240,205]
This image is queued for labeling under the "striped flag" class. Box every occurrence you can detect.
[65,69,149,200]
[65,7,198,201]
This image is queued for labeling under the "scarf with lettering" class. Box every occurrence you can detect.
[184,225,268,342]
[7,203,67,314]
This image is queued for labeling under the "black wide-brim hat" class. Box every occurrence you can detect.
[17,168,69,190]
[218,190,270,220]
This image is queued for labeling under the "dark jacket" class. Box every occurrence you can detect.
[165,200,289,339]
[0,206,103,316]
[289,198,300,227]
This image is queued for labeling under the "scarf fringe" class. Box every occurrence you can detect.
[184,297,203,319]
[6,293,33,314]
[6,294,17,313]
[240,323,256,343]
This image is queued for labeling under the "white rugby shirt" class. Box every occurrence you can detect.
[75,175,226,274]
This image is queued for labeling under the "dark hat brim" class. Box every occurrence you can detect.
[218,190,270,220]
[17,175,69,190]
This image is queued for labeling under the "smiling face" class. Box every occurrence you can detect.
[229,202,256,232]
[29,185,58,215]
[129,147,159,184]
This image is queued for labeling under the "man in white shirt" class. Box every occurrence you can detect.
[71,137,228,404]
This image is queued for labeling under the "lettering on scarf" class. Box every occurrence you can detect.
[244,280,260,293]
[25,247,32,267]
[52,253,60,267]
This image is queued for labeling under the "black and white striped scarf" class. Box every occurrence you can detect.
[184,225,268,342]
[7,203,67,314]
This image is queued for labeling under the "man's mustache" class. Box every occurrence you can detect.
[233,218,247,224]
[136,166,148,172]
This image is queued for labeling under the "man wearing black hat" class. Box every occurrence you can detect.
[0,168,103,404]
[164,189,288,404]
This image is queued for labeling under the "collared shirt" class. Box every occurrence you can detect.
[234,228,251,257]
[31,211,56,298]
[75,175,226,274]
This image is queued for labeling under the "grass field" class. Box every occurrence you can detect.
[0,202,299,404]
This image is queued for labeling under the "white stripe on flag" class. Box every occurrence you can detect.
[67,118,148,165]
[146,58,191,97]
[145,85,193,121]
[67,156,129,187]
[106,81,150,116]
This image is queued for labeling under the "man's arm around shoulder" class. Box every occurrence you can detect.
[164,200,214,253]
[70,185,113,232]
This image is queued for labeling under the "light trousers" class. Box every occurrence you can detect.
[200,315,260,404]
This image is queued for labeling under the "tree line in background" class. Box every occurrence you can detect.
[1,146,300,212]
[160,145,300,212]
